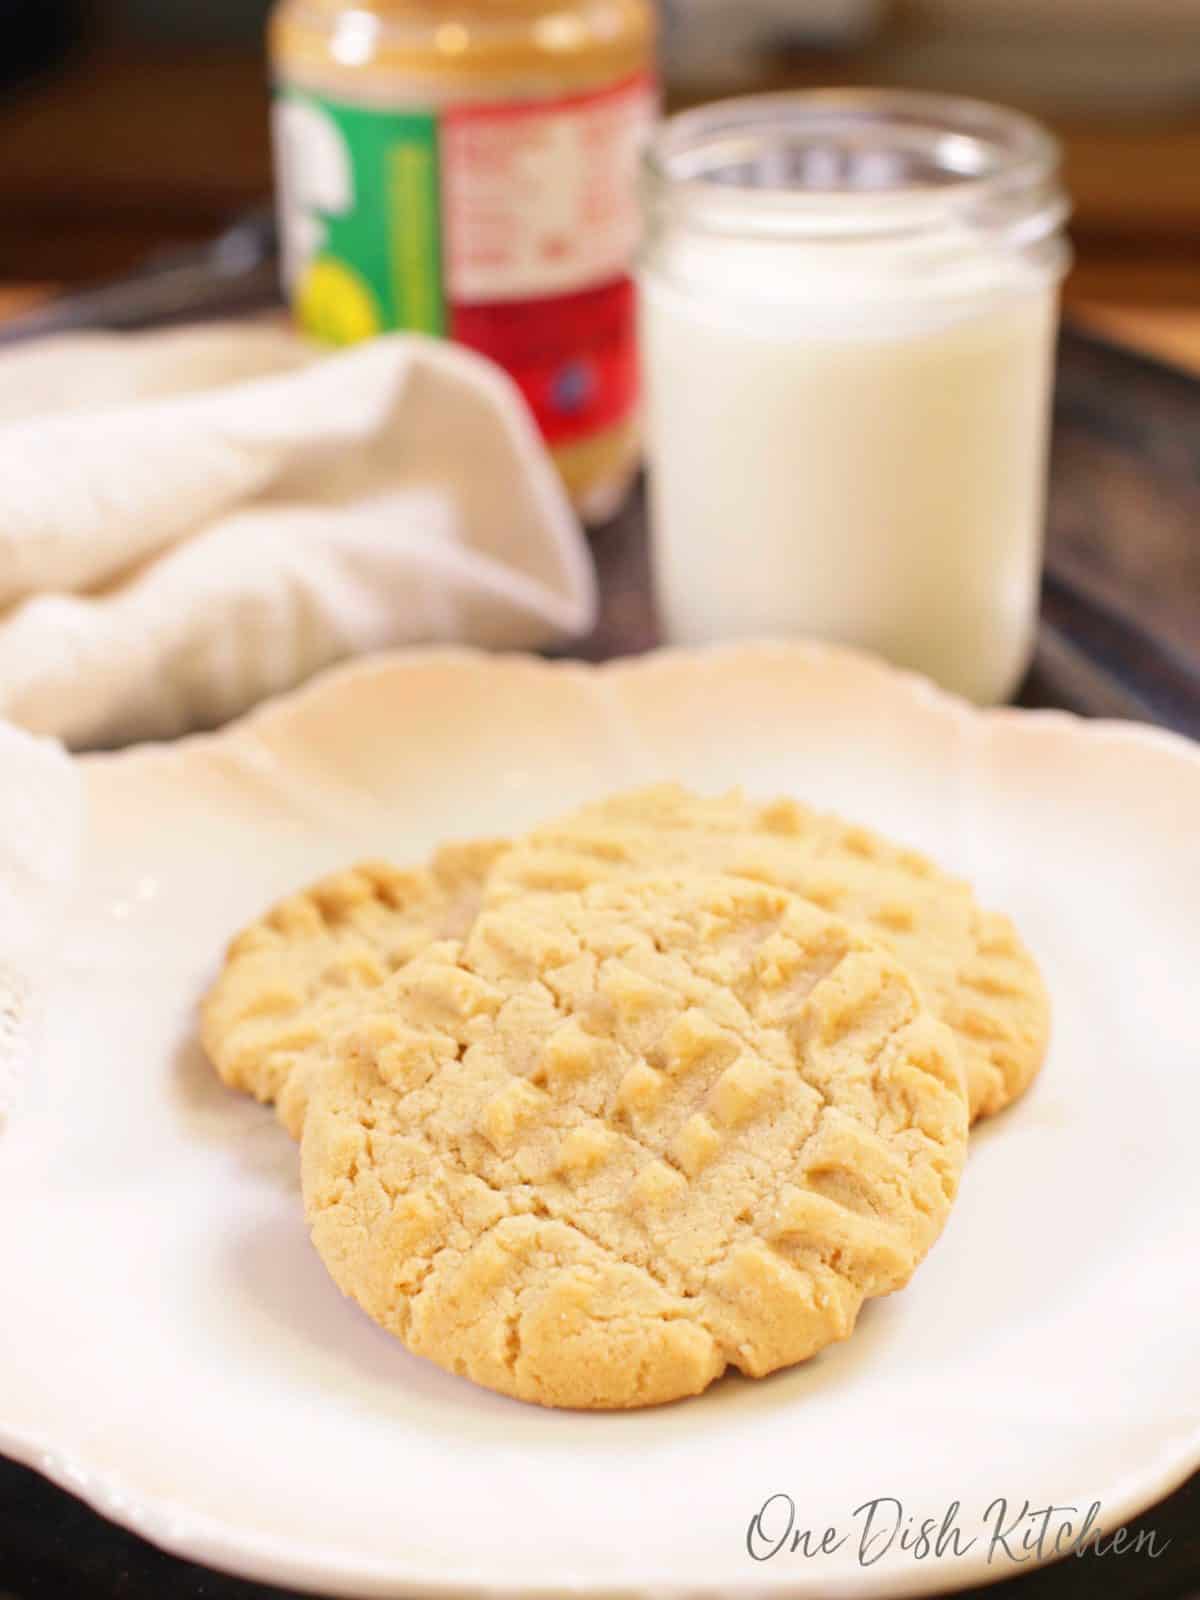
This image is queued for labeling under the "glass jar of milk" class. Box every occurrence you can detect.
[639,91,1070,705]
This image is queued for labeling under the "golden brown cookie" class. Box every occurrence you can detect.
[200,838,508,1138]
[301,874,969,1409]
[485,785,1048,1122]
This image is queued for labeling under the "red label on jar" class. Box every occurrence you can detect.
[442,74,653,445]
[451,277,637,445]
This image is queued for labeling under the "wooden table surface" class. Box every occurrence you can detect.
[1070,305,1200,374]
[1,40,1198,314]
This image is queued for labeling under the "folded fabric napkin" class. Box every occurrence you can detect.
[0,323,595,748]
[0,721,81,1122]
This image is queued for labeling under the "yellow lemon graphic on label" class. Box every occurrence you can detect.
[297,258,381,346]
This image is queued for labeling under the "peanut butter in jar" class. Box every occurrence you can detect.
[269,0,657,519]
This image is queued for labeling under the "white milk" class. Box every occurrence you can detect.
[639,92,1070,705]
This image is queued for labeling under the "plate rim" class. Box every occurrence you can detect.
[77,638,1200,778]
[3,1419,1198,1600]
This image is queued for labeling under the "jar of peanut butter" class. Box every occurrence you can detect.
[269,0,656,519]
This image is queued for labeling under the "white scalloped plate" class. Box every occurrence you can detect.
[3,644,1199,1599]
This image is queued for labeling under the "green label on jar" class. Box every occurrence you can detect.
[273,87,446,342]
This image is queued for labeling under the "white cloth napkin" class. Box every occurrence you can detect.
[0,721,81,1122]
[0,323,595,748]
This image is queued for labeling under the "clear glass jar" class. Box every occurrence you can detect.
[270,0,657,519]
[639,90,1071,705]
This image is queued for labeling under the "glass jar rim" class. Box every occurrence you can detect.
[644,89,1068,246]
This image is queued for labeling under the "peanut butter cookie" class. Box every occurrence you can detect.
[302,874,968,1409]
[485,786,1048,1122]
[200,838,508,1138]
